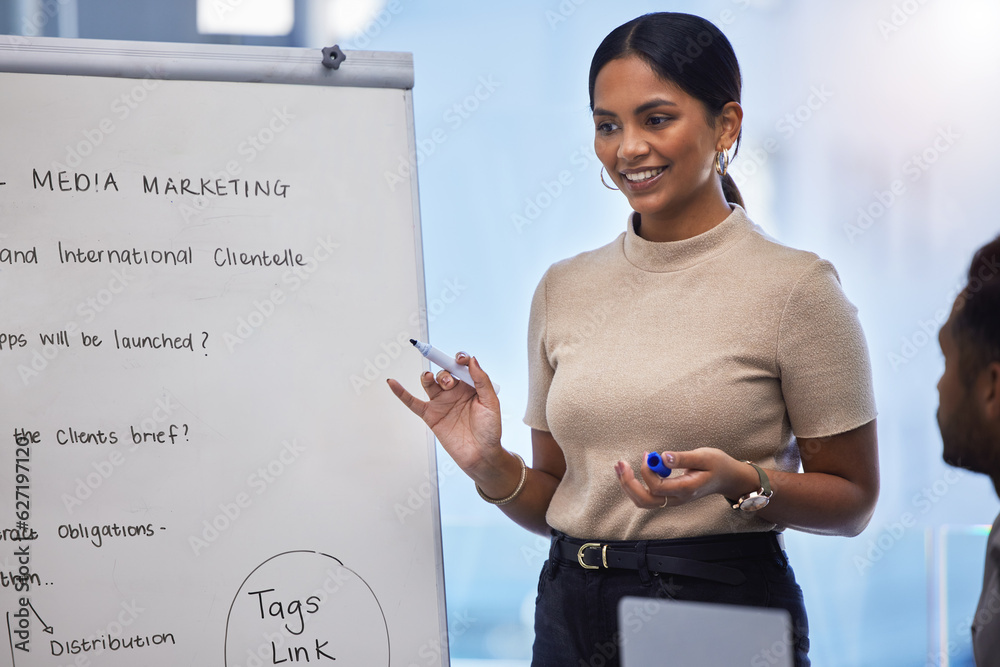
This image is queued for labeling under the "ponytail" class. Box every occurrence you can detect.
[721,172,744,210]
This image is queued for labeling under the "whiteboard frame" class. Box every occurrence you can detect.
[0,34,448,666]
[0,35,413,88]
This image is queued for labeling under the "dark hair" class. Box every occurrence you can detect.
[588,13,744,208]
[952,234,1000,386]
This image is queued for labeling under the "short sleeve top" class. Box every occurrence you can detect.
[523,205,877,540]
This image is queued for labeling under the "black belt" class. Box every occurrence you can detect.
[553,531,785,586]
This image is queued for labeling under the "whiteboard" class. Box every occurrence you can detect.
[0,37,447,666]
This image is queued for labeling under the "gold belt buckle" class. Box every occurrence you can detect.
[577,542,608,570]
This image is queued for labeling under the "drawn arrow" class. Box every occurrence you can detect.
[25,601,52,634]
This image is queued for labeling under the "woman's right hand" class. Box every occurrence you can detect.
[386,353,502,476]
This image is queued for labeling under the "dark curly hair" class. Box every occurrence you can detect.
[952,235,1000,386]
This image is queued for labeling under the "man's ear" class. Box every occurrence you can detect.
[982,362,1000,421]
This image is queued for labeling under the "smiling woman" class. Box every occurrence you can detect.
[589,14,744,242]
[591,56,741,242]
[389,12,879,667]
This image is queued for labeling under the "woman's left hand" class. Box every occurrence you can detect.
[614,448,759,509]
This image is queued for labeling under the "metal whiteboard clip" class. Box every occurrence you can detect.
[321,45,347,70]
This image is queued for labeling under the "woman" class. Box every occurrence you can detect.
[389,12,878,667]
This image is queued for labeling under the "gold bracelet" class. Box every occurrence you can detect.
[476,452,526,505]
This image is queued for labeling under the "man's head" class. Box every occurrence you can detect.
[938,235,1000,480]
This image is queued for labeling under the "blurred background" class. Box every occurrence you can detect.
[3,0,998,664]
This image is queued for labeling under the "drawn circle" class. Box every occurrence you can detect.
[224,550,389,666]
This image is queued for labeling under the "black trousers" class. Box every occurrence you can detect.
[531,531,810,667]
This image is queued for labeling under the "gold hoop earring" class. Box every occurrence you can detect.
[715,148,730,177]
[600,167,619,191]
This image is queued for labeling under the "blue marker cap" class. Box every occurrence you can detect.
[646,452,671,478]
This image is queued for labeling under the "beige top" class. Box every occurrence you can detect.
[523,205,877,540]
